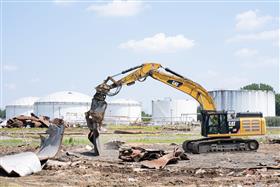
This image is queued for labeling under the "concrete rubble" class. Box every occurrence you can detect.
[0,124,64,177]
[119,146,189,169]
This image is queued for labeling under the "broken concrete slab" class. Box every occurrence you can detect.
[0,152,41,177]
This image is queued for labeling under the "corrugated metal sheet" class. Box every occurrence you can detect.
[209,90,275,117]
[0,152,41,177]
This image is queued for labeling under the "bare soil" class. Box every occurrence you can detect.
[0,141,279,187]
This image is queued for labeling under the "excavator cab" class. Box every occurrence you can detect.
[201,110,230,137]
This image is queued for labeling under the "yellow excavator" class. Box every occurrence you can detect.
[85,63,266,155]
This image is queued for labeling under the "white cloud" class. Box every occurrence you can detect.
[53,0,77,5]
[3,64,18,72]
[234,48,258,57]
[235,10,273,31]
[86,0,145,17]
[119,33,195,53]
[226,29,279,43]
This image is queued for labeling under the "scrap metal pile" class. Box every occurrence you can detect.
[119,146,189,169]
[5,113,67,128]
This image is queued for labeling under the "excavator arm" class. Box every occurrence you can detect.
[85,63,215,155]
[94,63,215,110]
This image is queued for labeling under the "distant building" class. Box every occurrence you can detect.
[209,90,275,117]
[152,98,198,125]
[5,97,39,119]
[34,91,91,123]
[104,99,142,124]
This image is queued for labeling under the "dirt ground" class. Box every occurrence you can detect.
[0,141,279,187]
[0,127,280,187]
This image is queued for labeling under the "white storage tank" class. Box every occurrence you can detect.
[5,97,39,119]
[152,98,198,124]
[34,91,91,123]
[104,99,141,124]
[209,90,275,117]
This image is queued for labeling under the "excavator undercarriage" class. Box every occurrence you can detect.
[183,137,259,154]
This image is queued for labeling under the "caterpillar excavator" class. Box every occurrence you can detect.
[85,63,266,155]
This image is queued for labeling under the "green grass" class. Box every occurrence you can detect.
[0,128,47,132]
[63,137,91,146]
[266,128,280,135]
[126,137,189,144]
[106,124,162,132]
[0,126,278,147]
[0,138,37,146]
[61,132,200,146]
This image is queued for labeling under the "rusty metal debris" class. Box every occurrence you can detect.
[6,113,50,128]
[141,147,188,169]
[4,113,69,128]
[268,138,280,144]
[119,147,165,162]
[0,124,65,177]
[113,130,145,134]
[119,146,188,169]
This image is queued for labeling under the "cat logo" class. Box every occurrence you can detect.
[167,80,183,87]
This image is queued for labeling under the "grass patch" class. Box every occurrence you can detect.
[107,125,162,132]
[0,138,37,146]
[266,128,280,135]
[126,137,188,144]
[63,137,91,146]
[0,128,46,132]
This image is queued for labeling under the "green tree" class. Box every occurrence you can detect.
[241,83,275,92]
[276,94,280,116]
[241,83,279,116]
[141,111,151,122]
[0,109,6,119]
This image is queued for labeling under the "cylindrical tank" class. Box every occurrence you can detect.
[152,98,198,124]
[5,97,39,119]
[34,91,91,123]
[104,99,141,124]
[209,90,275,116]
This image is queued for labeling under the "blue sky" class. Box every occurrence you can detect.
[1,0,279,113]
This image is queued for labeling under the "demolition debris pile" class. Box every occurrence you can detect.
[5,113,68,128]
[119,146,189,169]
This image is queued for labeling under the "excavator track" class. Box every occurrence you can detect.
[182,137,259,154]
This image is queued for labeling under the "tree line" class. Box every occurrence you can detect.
[241,83,279,116]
